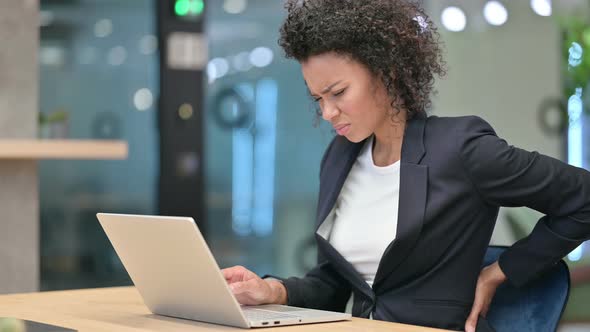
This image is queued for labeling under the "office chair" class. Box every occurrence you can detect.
[482,246,570,332]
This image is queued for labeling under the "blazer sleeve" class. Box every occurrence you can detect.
[266,137,352,311]
[279,260,352,311]
[457,116,590,287]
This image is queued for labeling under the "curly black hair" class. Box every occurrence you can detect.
[278,0,446,120]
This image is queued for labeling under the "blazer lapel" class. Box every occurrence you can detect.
[314,137,372,296]
[313,114,428,294]
[315,233,375,299]
[373,114,428,290]
[316,138,364,226]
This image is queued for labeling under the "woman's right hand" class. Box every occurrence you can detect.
[221,265,288,306]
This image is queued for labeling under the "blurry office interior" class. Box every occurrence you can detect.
[1,0,590,330]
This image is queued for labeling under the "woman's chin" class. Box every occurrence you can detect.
[344,133,366,143]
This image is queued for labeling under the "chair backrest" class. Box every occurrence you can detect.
[483,246,570,332]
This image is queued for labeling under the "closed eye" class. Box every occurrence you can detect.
[333,88,346,97]
[312,88,345,102]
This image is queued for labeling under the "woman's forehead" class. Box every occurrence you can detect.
[301,54,367,90]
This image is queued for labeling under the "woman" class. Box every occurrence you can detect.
[222,0,590,331]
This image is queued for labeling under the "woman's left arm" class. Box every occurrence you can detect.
[456,116,590,332]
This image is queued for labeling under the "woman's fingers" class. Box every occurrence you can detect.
[221,266,277,305]
[465,262,506,332]
[229,279,270,305]
[222,265,250,284]
[465,298,482,332]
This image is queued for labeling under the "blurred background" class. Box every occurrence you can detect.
[1,0,590,330]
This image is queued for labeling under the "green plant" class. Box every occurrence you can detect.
[47,110,68,122]
[39,109,68,125]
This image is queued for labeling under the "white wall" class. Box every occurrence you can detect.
[429,0,562,155]
[425,0,578,244]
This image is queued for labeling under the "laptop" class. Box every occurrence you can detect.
[96,213,352,328]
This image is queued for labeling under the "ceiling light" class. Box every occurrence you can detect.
[531,0,551,17]
[484,1,508,26]
[441,6,467,32]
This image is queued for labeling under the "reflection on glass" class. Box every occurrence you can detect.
[568,87,584,261]
[252,79,278,236]
[229,79,278,237]
[232,84,255,236]
[567,39,585,261]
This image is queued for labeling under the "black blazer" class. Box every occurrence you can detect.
[278,114,590,331]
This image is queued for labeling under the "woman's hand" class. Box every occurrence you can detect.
[465,261,507,332]
[221,265,288,306]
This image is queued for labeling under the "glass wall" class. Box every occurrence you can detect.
[203,1,332,278]
[39,0,158,290]
[38,0,332,290]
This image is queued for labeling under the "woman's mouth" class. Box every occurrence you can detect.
[334,124,351,136]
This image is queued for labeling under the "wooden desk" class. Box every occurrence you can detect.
[0,287,452,331]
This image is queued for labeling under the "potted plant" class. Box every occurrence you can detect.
[39,108,69,139]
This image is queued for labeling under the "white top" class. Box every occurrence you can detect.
[329,136,400,287]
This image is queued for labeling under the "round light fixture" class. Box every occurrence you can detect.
[441,6,467,32]
[531,0,551,17]
[484,1,508,26]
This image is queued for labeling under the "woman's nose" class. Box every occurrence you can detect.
[321,103,339,121]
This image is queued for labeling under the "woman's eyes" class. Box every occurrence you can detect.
[333,89,346,97]
[313,89,346,102]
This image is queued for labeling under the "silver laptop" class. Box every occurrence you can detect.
[96,213,352,328]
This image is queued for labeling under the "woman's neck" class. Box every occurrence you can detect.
[371,114,406,167]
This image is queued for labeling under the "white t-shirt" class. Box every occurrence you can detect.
[329,136,400,287]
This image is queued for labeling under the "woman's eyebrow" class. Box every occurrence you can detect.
[306,80,343,96]
[320,80,343,94]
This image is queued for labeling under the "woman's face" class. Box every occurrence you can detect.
[301,52,393,143]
